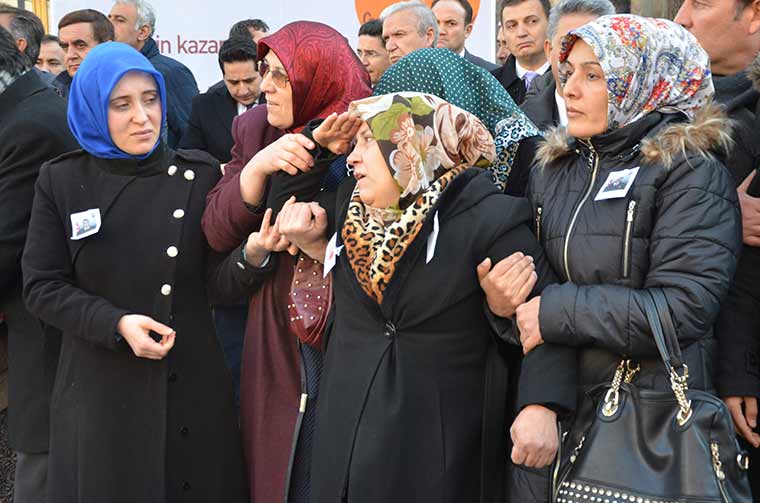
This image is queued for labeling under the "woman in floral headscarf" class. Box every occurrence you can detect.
[274,92,576,503]
[503,15,742,500]
[374,48,540,194]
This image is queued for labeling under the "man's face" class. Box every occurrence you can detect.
[223,60,262,107]
[501,0,549,66]
[496,26,510,65]
[36,41,66,75]
[59,22,99,77]
[109,3,146,49]
[675,0,760,75]
[382,10,435,64]
[357,35,391,86]
[433,0,472,54]
[546,13,598,92]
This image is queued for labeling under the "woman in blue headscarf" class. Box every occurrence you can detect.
[21,42,257,503]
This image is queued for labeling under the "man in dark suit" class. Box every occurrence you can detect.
[491,0,551,105]
[0,27,78,503]
[179,37,261,164]
[432,0,498,71]
[521,0,614,130]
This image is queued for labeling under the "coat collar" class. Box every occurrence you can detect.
[140,37,160,59]
[0,70,47,118]
[96,143,170,177]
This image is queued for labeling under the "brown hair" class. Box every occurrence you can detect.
[58,9,114,43]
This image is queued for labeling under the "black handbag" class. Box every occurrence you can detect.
[552,289,752,503]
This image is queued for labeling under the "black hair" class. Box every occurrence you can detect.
[500,0,551,20]
[358,19,383,38]
[431,0,474,25]
[218,37,258,73]
[228,19,269,39]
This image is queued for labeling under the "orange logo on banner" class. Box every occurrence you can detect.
[355,0,481,24]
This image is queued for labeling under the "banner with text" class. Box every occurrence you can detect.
[51,0,497,91]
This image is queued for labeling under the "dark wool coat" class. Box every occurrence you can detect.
[530,107,742,392]
[178,84,241,164]
[21,147,259,503]
[311,169,576,503]
[0,70,78,453]
[490,55,531,106]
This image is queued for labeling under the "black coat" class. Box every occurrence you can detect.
[311,169,576,503]
[178,84,239,164]
[713,58,760,399]
[0,70,78,453]
[490,55,530,105]
[21,146,260,503]
[529,109,741,392]
[464,49,499,72]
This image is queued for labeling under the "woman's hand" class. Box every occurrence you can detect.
[239,134,316,205]
[244,208,291,266]
[724,396,760,448]
[276,196,329,262]
[516,296,544,354]
[313,112,362,155]
[477,252,537,318]
[510,405,559,467]
[117,314,176,360]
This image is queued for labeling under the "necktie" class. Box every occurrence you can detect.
[523,71,539,91]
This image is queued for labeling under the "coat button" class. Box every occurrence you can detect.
[161,284,172,296]
[166,246,179,258]
[180,426,189,436]
[172,209,185,219]
[384,321,396,339]
[182,482,191,491]
[168,372,178,383]
[167,165,177,176]
[184,170,195,181]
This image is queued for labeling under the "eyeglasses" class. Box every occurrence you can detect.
[259,60,290,88]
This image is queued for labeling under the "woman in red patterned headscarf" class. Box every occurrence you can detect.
[201,21,370,503]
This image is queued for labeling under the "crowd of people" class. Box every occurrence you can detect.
[1,0,760,502]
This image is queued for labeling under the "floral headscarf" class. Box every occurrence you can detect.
[374,48,539,191]
[560,15,714,131]
[342,92,495,303]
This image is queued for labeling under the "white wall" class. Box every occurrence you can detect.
[50,0,497,91]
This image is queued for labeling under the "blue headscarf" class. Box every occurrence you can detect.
[67,42,167,160]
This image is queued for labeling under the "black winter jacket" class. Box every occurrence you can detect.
[528,105,742,392]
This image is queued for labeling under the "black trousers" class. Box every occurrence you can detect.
[14,451,47,503]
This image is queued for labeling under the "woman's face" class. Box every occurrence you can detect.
[107,71,162,156]
[260,51,294,129]
[560,39,609,139]
[347,122,400,209]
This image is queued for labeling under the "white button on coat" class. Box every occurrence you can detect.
[166,246,178,258]
[184,170,195,181]
[168,165,177,176]
[173,209,185,219]
[161,284,172,296]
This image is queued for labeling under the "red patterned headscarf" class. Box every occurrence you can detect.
[257,21,372,132]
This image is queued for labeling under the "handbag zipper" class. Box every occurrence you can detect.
[622,200,637,278]
[551,421,564,501]
[711,442,730,503]
[536,205,543,242]
[563,142,599,282]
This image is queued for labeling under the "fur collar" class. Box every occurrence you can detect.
[747,52,760,92]
[535,103,733,169]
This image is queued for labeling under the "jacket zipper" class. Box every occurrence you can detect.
[563,143,599,282]
[622,200,637,278]
[536,205,543,242]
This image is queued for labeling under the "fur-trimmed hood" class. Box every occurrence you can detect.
[747,51,760,92]
[535,102,734,169]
